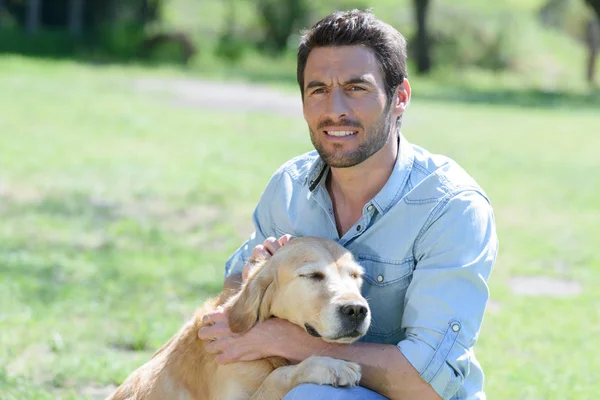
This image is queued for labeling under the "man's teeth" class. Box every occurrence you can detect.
[326,131,356,137]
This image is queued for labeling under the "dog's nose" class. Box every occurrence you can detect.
[340,304,368,324]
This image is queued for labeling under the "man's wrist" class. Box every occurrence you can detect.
[277,323,329,363]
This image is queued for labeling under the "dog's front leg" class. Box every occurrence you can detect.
[250,355,361,400]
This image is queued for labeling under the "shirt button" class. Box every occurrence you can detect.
[452,324,460,332]
[377,275,384,283]
[367,204,374,212]
[356,225,362,232]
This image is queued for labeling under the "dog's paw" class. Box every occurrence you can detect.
[295,356,361,388]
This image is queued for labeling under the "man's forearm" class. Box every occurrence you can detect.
[284,338,441,400]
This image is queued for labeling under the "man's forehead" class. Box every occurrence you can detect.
[304,45,382,81]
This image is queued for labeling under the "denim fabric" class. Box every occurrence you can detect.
[225,134,498,399]
[283,384,388,400]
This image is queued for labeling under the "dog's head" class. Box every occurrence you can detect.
[225,236,370,344]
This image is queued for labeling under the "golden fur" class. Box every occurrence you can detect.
[107,236,370,400]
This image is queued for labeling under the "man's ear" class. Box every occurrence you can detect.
[225,257,276,333]
[392,79,411,117]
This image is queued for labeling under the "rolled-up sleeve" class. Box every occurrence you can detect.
[224,171,283,278]
[398,189,498,399]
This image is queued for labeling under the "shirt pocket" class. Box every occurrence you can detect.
[357,254,414,344]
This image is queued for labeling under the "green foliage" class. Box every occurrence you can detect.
[422,7,518,71]
[538,0,595,39]
[0,28,77,56]
[0,0,597,77]
[256,0,310,55]
[215,31,248,62]
[95,21,147,60]
[584,0,600,19]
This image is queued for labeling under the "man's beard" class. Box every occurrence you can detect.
[310,107,393,169]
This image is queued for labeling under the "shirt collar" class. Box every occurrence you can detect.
[370,133,415,214]
[307,157,328,192]
[306,133,415,214]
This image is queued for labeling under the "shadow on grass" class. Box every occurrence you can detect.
[417,87,600,110]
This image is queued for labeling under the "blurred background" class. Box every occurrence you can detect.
[0,0,599,399]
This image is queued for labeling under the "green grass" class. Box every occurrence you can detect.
[0,55,599,399]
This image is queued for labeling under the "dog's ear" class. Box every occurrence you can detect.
[225,256,276,333]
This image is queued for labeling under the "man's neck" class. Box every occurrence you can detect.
[326,135,399,235]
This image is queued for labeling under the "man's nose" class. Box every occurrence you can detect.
[323,88,350,120]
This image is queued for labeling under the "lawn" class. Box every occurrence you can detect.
[0,55,598,399]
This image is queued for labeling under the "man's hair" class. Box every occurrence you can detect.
[297,9,408,101]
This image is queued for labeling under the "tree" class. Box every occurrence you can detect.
[584,0,600,85]
[413,0,432,74]
[3,0,163,35]
[256,0,309,55]
[585,0,600,18]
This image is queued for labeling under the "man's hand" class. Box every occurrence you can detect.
[242,234,293,280]
[198,234,295,363]
[198,313,309,364]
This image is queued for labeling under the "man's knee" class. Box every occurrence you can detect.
[283,383,388,400]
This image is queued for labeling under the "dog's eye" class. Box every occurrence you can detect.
[350,271,362,279]
[301,272,325,281]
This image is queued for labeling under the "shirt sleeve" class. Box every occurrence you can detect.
[224,170,284,278]
[397,189,498,399]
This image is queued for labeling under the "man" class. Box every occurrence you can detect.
[198,9,497,400]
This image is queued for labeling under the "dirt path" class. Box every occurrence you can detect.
[133,77,303,117]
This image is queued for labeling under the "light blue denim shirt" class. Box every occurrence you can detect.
[225,134,498,400]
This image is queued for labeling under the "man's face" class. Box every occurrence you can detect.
[302,45,394,168]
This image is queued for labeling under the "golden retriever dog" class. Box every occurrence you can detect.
[107,236,371,400]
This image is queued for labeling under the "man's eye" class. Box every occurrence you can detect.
[349,86,366,91]
[312,88,326,94]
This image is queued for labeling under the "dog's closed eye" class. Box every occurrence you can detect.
[300,271,325,281]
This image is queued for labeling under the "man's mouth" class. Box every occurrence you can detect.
[325,131,358,137]
[325,130,358,137]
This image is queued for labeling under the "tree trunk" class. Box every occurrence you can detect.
[413,0,432,74]
[586,17,599,85]
[68,0,84,36]
[26,0,42,34]
[585,0,600,20]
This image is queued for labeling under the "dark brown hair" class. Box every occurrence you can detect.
[297,9,408,100]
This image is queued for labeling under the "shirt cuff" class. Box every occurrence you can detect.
[398,320,467,399]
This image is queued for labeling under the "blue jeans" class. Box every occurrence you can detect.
[283,384,388,399]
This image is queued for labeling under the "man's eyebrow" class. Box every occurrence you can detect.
[343,76,376,86]
[304,76,376,92]
[305,80,327,91]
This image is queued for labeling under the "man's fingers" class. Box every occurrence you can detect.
[244,235,293,281]
[215,351,236,364]
[278,234,293,246]
[262,237,280,255]
[197,322,232,341]
[250,245,271,260]
[201,307,226,326]
[204,337,228,354]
